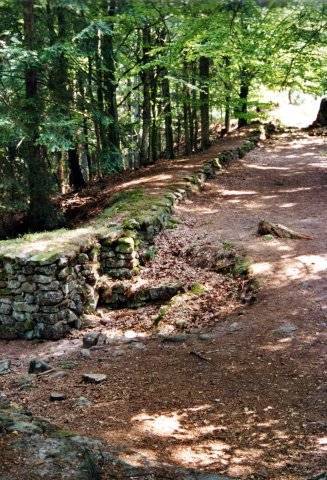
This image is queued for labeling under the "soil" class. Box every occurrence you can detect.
[0,131,326,480]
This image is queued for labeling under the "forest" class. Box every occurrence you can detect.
[0,0,326,233]
[0,2,327,479]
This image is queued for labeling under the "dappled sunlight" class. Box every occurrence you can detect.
[178,204,220,215]
[119,448,159,467]
[220,189,257,196]
[316,436,327,452]
[132,412,183,437]
[171,440,231,468]
[251,261,273,275]
[119,173,173,187]
[308,161,327,169]
[279,202,296,208]
[247,165,290,171]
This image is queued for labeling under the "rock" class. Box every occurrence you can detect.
[77,253,89,264]
[82,332,108,349]
[228,322,241,333]
[21,282,36,293]
[0,359,11,375]
[160,334,188,343]
[307,474,327,480]
[111,348,125,357]
[50,392,66,401]
[32,274,52,284]
[80,348,91,358]
[37,290,64,306]
[13,302,39,313]
[76,396,92,407]
[129,341,146,350]
[0,303,12,315]
[275,323,298,334]
[0,392,10,407]
[198,333,214,341]
[82,373,107,384]
[28,359,51,374]
[7,420,42,434]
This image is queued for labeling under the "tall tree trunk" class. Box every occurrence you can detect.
[183,62,191,155]
[237,68,250,128]
[191,62,198,152]
[150,68,158,163]
[77,73,92,178]
[102,0,120,163]
[23,0,57,229]
[55,7,85,189]
[87,57,101,177]
[199,56,210,150]
[68,149,85,188]
[161,70,174,159]
[140,25,152,165]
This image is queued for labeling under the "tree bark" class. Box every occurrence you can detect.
[237,69,250,128]
[140,25,152,165]
[54,6,85,190]
[199,56,210,150]
[161,68,174,159]
[102,0,120,162]
[23,0,57,229]
[223,57,231,134]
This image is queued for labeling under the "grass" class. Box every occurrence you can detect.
[143,245,157,261]
[233,256,251,277]
[222,240,234,251]
[189,282,207,296]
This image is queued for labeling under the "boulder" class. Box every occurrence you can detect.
[28,359,51,374]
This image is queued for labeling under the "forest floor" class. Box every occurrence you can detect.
[0,130,326,480]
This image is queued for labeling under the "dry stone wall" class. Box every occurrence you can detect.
[0,129,263,340]
[0,248,99,339]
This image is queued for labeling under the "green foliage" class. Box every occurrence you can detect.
[189,283,207,296]
[0,0,326,236]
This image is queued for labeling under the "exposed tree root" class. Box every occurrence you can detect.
[257,220,312,240]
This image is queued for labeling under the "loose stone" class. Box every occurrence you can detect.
[28,359,51,374]
[160,334,188,343]
[76,396,92,407]
[82,373,107,384]
[50,392,66,401]
[0,359,11,375]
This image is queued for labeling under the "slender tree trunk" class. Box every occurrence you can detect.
[199,56,210,150]
[183,62,191,155]
[87,57,101,177]
[23,0,57,229]
[150,68,158,163]
[238,68,250,128]
[191,61,199,151]
[140,25,152,165]
[95,37,107,171]
[77,73,92,177]
[102,0,120,162]
[56,7,85,189]
[161,70,174,159]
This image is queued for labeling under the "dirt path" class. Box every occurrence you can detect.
[1,131,326,480]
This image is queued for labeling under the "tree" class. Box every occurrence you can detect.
[22,0,58,229]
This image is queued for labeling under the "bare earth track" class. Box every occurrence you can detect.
[0,131,326,479]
